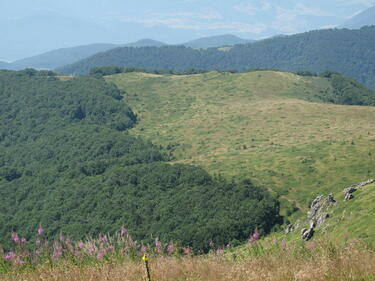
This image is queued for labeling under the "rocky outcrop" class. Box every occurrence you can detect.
[285,179,374,241]
[308,193,336,229]
[343,179,374,200]
[301,223,315,242]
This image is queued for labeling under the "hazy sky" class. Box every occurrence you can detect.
[1,0,374,60]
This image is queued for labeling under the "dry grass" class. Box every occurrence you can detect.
[3,241,375,281]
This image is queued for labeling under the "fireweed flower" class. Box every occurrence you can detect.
[216,248,224,255]
[97,249,107,260]
[11,232,20,244]
[167,242,175,254]
[99,235,107,243]
[37,226,44,236]
[59,234,65,243]
[155,238,162,253]
[14,258,25,266]
[140,244,148,254]
[20,237,27,244]
[5,251,17,260]
[248,228,261,243]
[120,226,128,236]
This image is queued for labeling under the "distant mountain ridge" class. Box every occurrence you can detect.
[8,43,118,70]
[0,35,254,70]
[124,39,167,48]
[341,5,375,29]
[182,34,254,49]
[56,26,375,90]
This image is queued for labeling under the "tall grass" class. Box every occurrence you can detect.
[2,231,374,281]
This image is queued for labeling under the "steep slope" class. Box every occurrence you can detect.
[107,71,375,212]
[183,34,254,48]
[9,43,118,70]
[57,26,375,90]
[341,5,375,29]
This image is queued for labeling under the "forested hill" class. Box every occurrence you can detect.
[57,26,375,89]
[0,69,280,251]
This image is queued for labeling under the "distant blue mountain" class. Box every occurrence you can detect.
[341,5,375,29]
[9,43,118,70]
[0,61,10,69]
[124,39,167,48]
[1,39,168,70]
[182,34,254,49]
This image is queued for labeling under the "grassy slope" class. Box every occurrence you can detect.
[323,183,375,243]
[107,71,375,213]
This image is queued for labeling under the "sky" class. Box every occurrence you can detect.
[1,0,374,61]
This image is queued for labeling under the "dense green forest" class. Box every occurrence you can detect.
[57,26,375,89]
[0,70,281,251]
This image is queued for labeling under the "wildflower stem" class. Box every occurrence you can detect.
[142,255,152,281]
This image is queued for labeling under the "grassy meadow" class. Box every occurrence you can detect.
[107,71,375,213]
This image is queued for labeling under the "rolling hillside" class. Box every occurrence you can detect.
[57,26,375,90]
[107,71,375,212]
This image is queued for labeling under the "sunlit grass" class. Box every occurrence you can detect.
[107,71,375,214]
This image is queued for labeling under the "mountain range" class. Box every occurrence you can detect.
[56,26,375,90]
[1,35,252,70]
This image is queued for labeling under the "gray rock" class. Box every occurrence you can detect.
[301,227,314,242]
[285,224,294,234]
[345,193,354,201]
[308,194,336,228]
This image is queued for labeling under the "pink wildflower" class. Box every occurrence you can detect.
[59,234,65,242]
[14,258,25,266]
[216,248,224,255]
[167,242,175,254]
[97,249,106,260]
[35,248,43,255]
[11,232,20,243]
[5,252,17,260]
[37,226,44,236]
[99,235,107,243]
[120,226,128,236]
[20,237,27,244]
[140,244,148,254]
[78,242,85,249]
[248,228,261,243]
[155,238,162,253]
